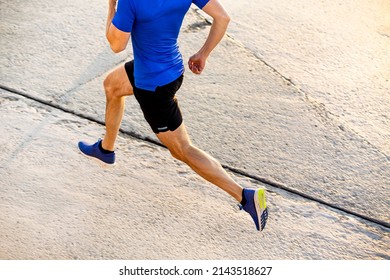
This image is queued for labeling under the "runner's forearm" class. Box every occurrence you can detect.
[198,12,230,58]
[106,0,117,38]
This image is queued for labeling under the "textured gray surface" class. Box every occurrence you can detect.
[0,0,389,259]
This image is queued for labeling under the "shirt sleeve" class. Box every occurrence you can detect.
[192,0,210,9]
[112,0,135,33]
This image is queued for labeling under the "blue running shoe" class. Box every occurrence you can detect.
[78,139,115,164]
[240,188,268,231]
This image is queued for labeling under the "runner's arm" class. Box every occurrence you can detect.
[106,0,130,53]
[188,0,230,74]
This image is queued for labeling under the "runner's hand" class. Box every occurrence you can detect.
[188,53,206,74]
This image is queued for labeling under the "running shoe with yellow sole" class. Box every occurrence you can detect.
[240,188,268,231]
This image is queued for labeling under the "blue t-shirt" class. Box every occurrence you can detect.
[112,0,210,91]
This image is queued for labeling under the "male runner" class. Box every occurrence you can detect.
[78,0,268,231]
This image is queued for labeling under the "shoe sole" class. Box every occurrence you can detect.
[254,188,267,231]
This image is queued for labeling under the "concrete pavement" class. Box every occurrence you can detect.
[1,0,389,259]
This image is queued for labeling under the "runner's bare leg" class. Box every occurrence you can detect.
[157,123,243,202]
[102,65,133,151]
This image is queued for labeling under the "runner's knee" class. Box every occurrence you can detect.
[103,76,116,99]
[168,143,192,162]
[168,146,184,161]
[103,75,124,100]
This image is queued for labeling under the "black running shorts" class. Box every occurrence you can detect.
[124,60,183,134]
